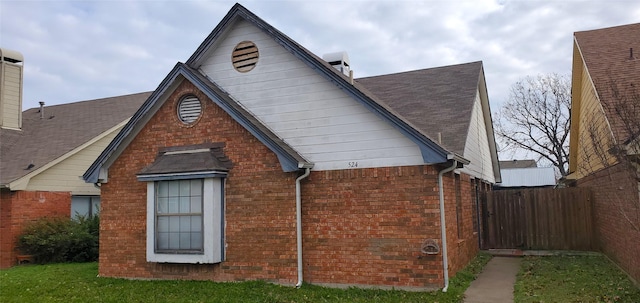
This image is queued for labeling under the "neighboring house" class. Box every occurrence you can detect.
[83,4,501,290]
[0,48,149,268]
[495,160,556,189]
[567,23,640,282]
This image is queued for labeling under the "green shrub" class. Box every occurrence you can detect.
[18,216,99,264]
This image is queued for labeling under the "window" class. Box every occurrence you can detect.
[71,196,100,219]
[146,178,224,264]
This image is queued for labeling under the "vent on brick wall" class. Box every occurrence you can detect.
[177,96,202,124]
[421,239,440,255]
[232,41,259,72]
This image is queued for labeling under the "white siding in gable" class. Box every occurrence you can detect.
[460,91,495,183]
[199,20,424,170]
[25,127,122,195]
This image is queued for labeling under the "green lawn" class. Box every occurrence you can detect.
[514,254,640,302]
[0,252,490,303]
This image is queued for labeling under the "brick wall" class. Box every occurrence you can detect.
[0,190,71,268]
[302,167,479,289]
[577,162,640,282]
[101,79,481,288]
[100,80,299,282]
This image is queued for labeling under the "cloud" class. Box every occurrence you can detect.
[1,0,639,111]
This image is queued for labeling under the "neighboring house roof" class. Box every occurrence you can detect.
[0,92,149,189]
[497,167,556,188]
[499,159,537,169]
[357,62,501,182]
[85,3,487,183]
[573,23,640,144]
[357,62,482,156]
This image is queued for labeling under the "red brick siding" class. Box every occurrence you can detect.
[577,163,640,282]
[0,190,70,268]
[302,167,479,289]
[101,79,481,288]
[442,172,480,277]
[100,80,298,282]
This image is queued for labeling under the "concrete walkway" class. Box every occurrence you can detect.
[463,257,521,303]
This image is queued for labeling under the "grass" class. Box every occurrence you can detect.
[514,254,640,302]
[0,252,491,303]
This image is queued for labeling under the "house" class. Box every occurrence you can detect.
[0,48,149,268]
[495,160,556,188]
[83,4,500,290]
[567,23,640,282]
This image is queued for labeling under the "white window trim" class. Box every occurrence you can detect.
[146,178,224,264]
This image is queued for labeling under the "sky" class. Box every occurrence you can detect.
[1,0,639,117]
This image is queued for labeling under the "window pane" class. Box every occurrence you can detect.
[169,216,180,232]
[179,180,191,196]
[168,182,180,197]
[168,197,179,213]
[71,196,90,218]
[157,197,169,213]
[157,232,169,250]
[158,181,169,198]
[191,233,203,250]
[91,198,101,216]
[191,216,202,232]
[169,232,180,249]
[190,196,201,213]
[191,179,202,196]
[179,196,191,213]
[180,216,191,231]
[179,232,191,249]
[157,217,169,233]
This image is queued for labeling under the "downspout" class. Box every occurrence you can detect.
[295,167,311,288]
[438,160,458,292]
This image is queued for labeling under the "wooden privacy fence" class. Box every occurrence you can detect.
[482,187,595,251]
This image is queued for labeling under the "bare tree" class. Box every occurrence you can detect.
[495,73,571,176]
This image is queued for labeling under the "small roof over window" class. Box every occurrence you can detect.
[137,143,233,181]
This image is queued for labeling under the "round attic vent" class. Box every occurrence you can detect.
[177,95,202,124]
[232,41,259,72]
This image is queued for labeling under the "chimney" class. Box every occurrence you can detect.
[0,48,24,130]
[322,51,351,77]
[39,101,45,119]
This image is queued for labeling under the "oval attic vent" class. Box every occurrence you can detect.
[177,96,202,124]
[232,41,259,72]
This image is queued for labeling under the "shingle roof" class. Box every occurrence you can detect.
[356,62,482,155]
[137,143,233,178]
[574,23,640,143]
[0,92,150,186]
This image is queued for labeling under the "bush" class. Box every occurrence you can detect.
[18,216,99,264]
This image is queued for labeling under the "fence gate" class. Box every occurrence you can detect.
[481,187,595,250]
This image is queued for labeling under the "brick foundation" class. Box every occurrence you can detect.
[0,190,71,268]
[576,163,640,282]
[99,79,480,288]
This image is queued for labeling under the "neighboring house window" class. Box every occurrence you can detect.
[71,196,100,219]
[145,178,225,264]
